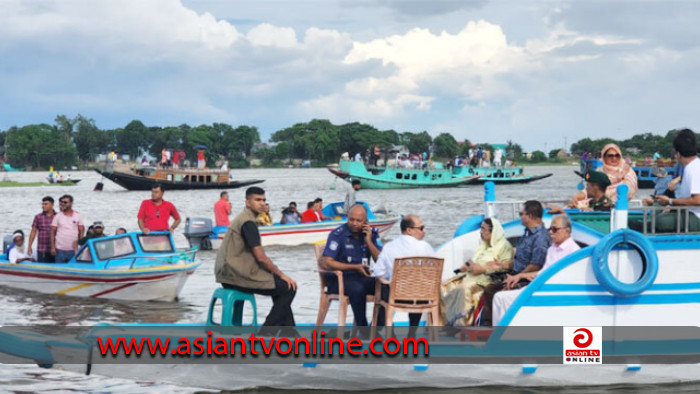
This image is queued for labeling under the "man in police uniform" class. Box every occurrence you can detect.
[321,204,381,326]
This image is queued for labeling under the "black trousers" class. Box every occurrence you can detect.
[377,283,422,327]
[480,281,505,326]
[222,275,296,327]
[325,272,375,326]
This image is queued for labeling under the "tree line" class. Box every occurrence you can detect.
[0,114,688,169]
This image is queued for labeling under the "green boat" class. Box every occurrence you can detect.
[327,160,480,189]
[452,165,552,184]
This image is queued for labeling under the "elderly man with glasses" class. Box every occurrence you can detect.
[480,200,551,326]
[492,214,580,325]
[50,194,85,263]
[373,215,435,327]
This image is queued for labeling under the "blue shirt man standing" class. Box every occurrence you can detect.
[321,204,382,326]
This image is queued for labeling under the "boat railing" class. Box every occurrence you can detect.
[485,199,647,223]
[635,205,700,235]
[103,248,198,270]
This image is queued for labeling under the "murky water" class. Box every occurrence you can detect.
[3,165,688,392]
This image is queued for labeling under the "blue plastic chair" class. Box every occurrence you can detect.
[207,288,258,326]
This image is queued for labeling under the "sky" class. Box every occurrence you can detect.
[1,0,699,152]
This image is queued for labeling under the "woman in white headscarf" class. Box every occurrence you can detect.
[441,218,513,326]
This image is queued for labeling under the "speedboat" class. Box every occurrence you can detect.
[0,232,201,301]
[184,201,401,249]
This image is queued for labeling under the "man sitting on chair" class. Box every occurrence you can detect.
[321,204,381,326]
[373,214,435,326]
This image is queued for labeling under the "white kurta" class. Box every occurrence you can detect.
[493,237,580,325]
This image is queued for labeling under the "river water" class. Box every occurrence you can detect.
[0,166,695,392]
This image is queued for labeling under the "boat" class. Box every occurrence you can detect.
[327,160,480,189]
[581,157,677,189]
[452,165,553,184]
[183,201,401,249]
[0,231,201,301]
[95,164,264,191]
[46,177,81,184]
[3,183,700,389]
[2,163,24,172]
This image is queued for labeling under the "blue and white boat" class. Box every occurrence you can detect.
[1,184,700,389]
[184,201,401,249]
[0,232,201,301]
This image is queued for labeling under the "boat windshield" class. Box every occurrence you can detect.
[137,234,174,252]
[94,236,136,261]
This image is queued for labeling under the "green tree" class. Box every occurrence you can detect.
[118,120,147,159]
[433,132,459,158]
[400,131,431,154]
[549,149,562,159]
[54,114,75,142]
[506,140,523,160]
[5,124,76,169]
[224,125,260,158]
[74,114,108,162]
[530,150,547,162]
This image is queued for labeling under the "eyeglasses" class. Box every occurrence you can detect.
[548,226,566,233]
[604,154,621,159]
[59,200,69,204]
[410,225,426,231]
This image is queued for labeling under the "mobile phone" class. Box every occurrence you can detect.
[453,268,461,274]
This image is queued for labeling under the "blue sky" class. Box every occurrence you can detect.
[1,0,699,151]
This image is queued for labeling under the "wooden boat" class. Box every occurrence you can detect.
[328,160,480,189]
[0,232,200,301]
[3,184,700,389]
[95,164,263,191]
[184,201,401,249]
[452,165,553,184]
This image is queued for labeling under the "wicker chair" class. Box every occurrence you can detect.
[371,256,444,330]
[314,242,374,327]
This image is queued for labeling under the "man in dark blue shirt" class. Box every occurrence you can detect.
[480,200,551,326]
[322,204,382,326]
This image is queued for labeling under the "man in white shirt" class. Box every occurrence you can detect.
[493,214,580,325]
[8,230,32,264]
[374,214,435,327]
[343,180,362,215]
[653,129,700,232]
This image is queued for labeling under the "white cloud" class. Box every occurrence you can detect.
[247,23,298,48]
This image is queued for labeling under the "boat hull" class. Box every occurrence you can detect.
[0,262,199,301]
[95,169,263,191]
[62,363,700,390]
[210,215,401,248]
[329,161,480,189]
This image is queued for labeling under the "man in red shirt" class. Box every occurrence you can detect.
[137,184,181,233]
[300,201,320,223]
[214,191,232,227]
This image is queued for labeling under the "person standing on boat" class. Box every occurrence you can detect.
[480,200,551,326]
[197,149,206,169]
[214,191,232,227]
[343,179,362,216]
[137,184,181,234]
[492,214,580,325]
[8,231,32,263]
[321,204,382,326]
[649,129,700,232]
[50,194,84,263]
[215,186,297,327]
[28,196,56,263]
